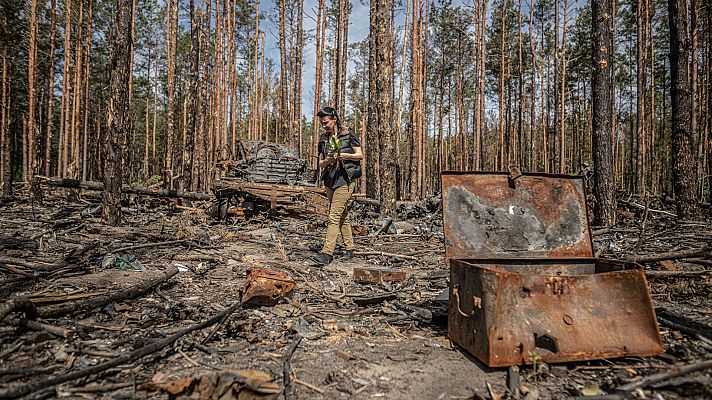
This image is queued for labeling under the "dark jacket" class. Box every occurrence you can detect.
[319,128,362,189]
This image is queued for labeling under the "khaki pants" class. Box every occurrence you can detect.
[322,181,357,255]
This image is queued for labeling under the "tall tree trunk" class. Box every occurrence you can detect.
[144,46,150,180]
[498,0,506,171]
[81,0,93,182]
[27,0,40,199]
[636,0,647,194]
[103,0,134,226]
[278,0,289,145]
[295,0,304,154]
[164,0,178,189]
[592,0,616,226]
[335,0,345,113]
[1,12,10,197]
[312,0,325,169]
[668,0,697,218]
[58,0,72,178]
[45,0,58,177]
[186,0,199,190]
[559,0,568,173]
[369,0,394,205]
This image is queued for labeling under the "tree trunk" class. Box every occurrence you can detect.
[58,0,71,178]
[668,0,698,218]
[27,0,40,199]
[278,0,289,145]
[295,0,304,154]
[103,0,134,226]
[164,0,178,189]
[369,0,394,206]
[185,0,198,190]
[1,12,10,197]
[44,0,58,177]
[81,0,93,182]
[591,0,616,226]
[312,0,325,169]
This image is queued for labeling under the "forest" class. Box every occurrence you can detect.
[0,0,709,220]
[1,1,712,398]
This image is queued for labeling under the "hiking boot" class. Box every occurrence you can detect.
[341,250,354,261]
[311,252,333,265]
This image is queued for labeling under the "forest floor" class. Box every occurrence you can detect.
[0,185,711,399]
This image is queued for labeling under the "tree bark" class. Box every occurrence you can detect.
[44,0,58,177]
[27,0,40,200]
[103,0,134,226]
[1,12,10,197]
[591,0,616,226]
[372,0,395,212]
[668,0,698,218]
[164,0,178,189]
[278,0,289,145]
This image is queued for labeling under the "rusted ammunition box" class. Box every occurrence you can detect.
[443,172,663,367]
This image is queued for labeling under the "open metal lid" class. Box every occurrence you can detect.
[441,171,593,263]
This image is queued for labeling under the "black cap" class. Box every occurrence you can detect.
[316,106,337,118]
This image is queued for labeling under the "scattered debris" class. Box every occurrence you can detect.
[353,267,407,284]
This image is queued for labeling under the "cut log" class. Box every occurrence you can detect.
[0,298,37,322]
[35,176,211,201]
[36,265,179,318]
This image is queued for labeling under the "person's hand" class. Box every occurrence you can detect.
[328,154,338,164]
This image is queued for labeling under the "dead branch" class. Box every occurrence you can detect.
[629,246,712,263]
[617,359,712,392]
[0,298,245,399]
[0,298,37,322]
[645,270,712,277]
[36,266,179,318]
[36,176,211,201]
[15,319,71,338]
[111,239,188,253]
[282,334,302,400]
[354,250,418,260]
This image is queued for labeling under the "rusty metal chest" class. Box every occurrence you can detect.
[442,172,663,367]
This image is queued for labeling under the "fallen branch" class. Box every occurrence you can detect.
[37,266,179,319]
[617,359,712,392]
[0,299,245,399]
[282,335,303,400]
[645,270,712,277]
[15,319,71,338]
[629,246,712,263]
[36,176,211,201]
[354,250,418,260]
[370,217,393,237]
[111,239,188,254]
[0,298,37,322]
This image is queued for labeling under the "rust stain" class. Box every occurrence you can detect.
[242,268,295,306]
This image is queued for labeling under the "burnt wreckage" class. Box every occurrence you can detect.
[211,141,329,219]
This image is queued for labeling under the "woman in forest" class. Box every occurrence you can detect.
[310,106,363,265]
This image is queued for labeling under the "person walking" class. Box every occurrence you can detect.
[311,106,363,265]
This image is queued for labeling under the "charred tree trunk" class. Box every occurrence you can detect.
[164,0,178,189]
[27,0,40,200]
[370,0,394,209]
[1,12,10,197]
[278,0,289,145]
[667,0,698,218]
[103,0,134,226]
[591,0,616,226]
[44,0,58,177]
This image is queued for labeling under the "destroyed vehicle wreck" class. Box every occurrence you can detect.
[211,141,330,219]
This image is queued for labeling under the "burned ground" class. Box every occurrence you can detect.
[0,187,710,399]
